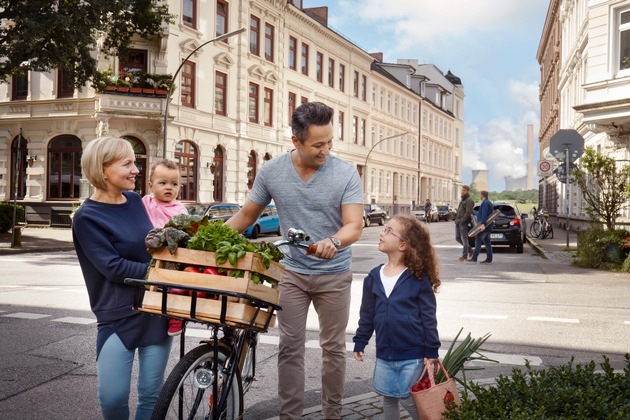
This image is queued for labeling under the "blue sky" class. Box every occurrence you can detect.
[303,0,549,191]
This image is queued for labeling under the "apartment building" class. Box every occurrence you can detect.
[539,0,630,227]
[0,0,463,225]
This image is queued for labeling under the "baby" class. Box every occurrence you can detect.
[142,159,188,336]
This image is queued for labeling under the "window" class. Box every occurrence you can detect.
[10,136,28,200]
[301,43,309,75]
[360,118,366,146]
[288,36,297,70]
[353,116,358,144]
[288,92,296,125]
[12,73,28,101]
[175,140,198,202]
[216,0,228,38]
[264,87,273,126]
[183,0,196,28]
[338,111,344,140]
[264,23,274,62]
[181,61,195,108]
[249,82,259,123]
[620,10,630,71]
[48,135,82,200]
[316,52,323,82]
[211,146,224,201]
[328,58,334,87]
[58,68,75,98]
[250,15,260,56]
[215,71,227,116]
[247,150,257,190]
[119,49,147,76]
[124,136,148,196]
[361,75,367,101]
[339,63,345,92]
[353,71,359,97]
[301,96,308,104]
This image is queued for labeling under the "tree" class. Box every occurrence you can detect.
[0,0,173,90]
[571,148,630,230]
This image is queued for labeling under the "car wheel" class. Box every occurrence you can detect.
[250,225,260,239]
[516,240,523,254]
[364,217,369,228]
[378,216,385,226]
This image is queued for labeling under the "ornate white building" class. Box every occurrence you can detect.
[0,1,464,225]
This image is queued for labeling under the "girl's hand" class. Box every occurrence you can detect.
[354,351,364,362]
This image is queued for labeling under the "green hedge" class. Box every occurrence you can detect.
[0,202,25,233]
[573,226,630,270]
[446,355,630,419]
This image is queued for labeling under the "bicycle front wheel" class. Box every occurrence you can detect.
[530,221,542,238]
[152,343,243,420]
[546,223,554,239]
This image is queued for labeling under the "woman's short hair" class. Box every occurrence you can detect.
[81,136,135,191]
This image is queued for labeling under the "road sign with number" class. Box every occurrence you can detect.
[537,160,553,177]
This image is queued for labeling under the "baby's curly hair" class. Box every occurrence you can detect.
[393,214,441,292]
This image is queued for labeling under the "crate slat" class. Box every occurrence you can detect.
[140,291,276,329]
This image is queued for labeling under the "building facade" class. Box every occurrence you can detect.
[1,0,463,226]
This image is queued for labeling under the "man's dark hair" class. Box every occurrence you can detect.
[480,190,489,199]
[291,101,334,143]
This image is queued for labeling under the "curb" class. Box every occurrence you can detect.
[0,245,75,255]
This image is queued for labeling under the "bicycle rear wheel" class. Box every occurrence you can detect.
[152,343,243,420]
[546,223,554,239]
[530,221,542,238]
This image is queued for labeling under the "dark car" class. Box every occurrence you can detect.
[364,204,387,227]
[437,205,456,221]
[202,202,241,220]
[468,201,527,253]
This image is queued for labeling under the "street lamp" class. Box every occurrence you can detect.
[363,131,410,194]
[162,27,245,158]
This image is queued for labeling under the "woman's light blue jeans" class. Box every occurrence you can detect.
[97,333,172,420]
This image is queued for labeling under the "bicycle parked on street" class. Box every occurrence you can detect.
[529,207,554,240]
[125,228,315,420]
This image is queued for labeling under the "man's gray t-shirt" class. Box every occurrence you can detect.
[249,152,363,274]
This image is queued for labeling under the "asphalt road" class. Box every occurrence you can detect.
[1,221,629,419]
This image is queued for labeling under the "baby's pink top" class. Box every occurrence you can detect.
[142,195,188,228]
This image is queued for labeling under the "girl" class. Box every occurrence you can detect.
[142,159,188,336]
[353,214,441,420]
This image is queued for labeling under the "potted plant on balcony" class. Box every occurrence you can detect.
[145,73,173,96]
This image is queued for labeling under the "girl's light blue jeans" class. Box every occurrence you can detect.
[97,333,172,420]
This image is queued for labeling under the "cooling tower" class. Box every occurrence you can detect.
[471,170,489,192]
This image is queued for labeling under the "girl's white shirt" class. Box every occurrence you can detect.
[379,265,407,298]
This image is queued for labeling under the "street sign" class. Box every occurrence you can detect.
[550,129,584,162]
[542,147,557,161]
[537,160,553,177]
[555,163,578,184]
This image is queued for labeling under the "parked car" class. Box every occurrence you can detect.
[202,202,241,221]
[364,204,387,227]
[243,204,281,239]
[468,201,527,253]
[412,204,439,223]
[437,205,456,221]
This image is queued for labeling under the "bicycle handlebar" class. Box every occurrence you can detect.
[273,228,318,255]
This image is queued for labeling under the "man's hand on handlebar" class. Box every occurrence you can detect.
[311,237,338,259]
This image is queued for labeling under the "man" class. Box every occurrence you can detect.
[226,101,364,419]
[468,190,494,264]
[454,185,474,261]
[424,198,432,224]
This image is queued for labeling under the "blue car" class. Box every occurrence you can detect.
[244,204,281,239]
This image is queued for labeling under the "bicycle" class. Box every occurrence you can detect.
[529,208,554,240]
[125,228,315,420]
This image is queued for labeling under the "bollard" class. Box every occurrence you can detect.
[11,226,22,248]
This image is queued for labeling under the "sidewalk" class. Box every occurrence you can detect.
[0,225,580,419]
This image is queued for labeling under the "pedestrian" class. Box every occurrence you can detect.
[72,136,172,420]
[226,101,364,419]
[353,214,441,420]
[424,198,432,224]
[142,158,188,336]
[468,190,494,264]
[454,185,475,261]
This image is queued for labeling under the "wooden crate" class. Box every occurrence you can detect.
[147,247,284,305]
[140,290,276,330]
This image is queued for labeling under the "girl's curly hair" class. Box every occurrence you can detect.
[393,214,441,292]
